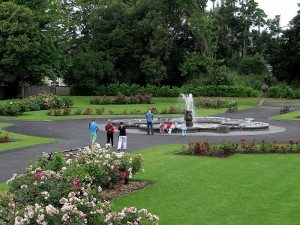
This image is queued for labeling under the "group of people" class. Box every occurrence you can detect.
[88,109,188,151]
[145,109,187,136]
[88,119,127,151]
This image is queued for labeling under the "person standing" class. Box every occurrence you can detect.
[105,119,115,148]
[145,109,154,135]
[117,122,127,151]
[89,119,99,148]
[181,121,187,136]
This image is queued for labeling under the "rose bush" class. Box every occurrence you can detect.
[0,145,158,224]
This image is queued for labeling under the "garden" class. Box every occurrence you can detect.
[1,93,300,224]
[0,145,159,224]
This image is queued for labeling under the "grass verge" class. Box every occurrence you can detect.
[0,96,261,120]
[0,123,59,152]
[112,144,300,225]
[0,182,9,193]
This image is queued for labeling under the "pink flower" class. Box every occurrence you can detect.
[73,178,80,184]
[34,172,42,179]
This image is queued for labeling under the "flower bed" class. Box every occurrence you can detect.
[179,139,300,158]
[90,93,153,105]
[0,132,10,143]
[0,145,159,224]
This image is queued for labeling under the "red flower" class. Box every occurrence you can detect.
[281,146,285,149]
[122,172,127,179]
[201,147,206,153]
[275,145,279,149]
[5,136,9,142]
[289,140,294,144]
[120,180,125,185]
[241,138,245,142]
[296,141,299,145]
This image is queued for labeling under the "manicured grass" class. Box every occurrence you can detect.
[0,123,59,152]
[271,110,300,121]
[0,96,261,120]
[0,182,9,193]
[112,144,300,225]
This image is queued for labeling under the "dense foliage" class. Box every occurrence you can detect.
[1,0,299,96]
[0,145,159,224]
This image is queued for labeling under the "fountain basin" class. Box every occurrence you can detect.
[111,117,269,133]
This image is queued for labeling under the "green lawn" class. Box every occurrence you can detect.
[0,96,261,120]
[112,144,300,225]
[1,96,300,224]
[0,183,9,192]
[0,123,59,152]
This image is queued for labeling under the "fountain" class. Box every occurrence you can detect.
[179,94,195,127]
[111,94,270,134]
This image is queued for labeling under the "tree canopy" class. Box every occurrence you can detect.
[0,0,299,94]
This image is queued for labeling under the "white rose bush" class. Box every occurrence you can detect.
[0,145,159,224]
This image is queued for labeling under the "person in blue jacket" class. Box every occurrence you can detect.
[145,109,154,135]
[89,119,99,148]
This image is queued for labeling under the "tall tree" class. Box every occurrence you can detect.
[272,4,300,84]
[0,0,66,91]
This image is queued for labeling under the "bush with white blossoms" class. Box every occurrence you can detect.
[0,145,159,225]
[62,146,144,188]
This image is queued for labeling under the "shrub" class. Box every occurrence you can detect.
[195,97,227,109]
[181,85,259,97]
[1,146,156,225]
[62,96,74,107]
[91,93,153,105]
[2,102,22,116]
[0,132,10,143]
[73,108,82,115]
[7,169,72,207]
[83,108,93,115]
[238,53,268,75]
[266,85,295,98]
[63,107,72,116]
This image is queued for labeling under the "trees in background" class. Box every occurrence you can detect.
[0,0,65,93]
[0,0,299,95]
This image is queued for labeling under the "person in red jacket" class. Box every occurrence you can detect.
[166,119,173,134]
[105,119,115,147]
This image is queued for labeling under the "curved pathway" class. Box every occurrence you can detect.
[1,106,300,182]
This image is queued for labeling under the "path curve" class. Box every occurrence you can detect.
[0,106,300,182]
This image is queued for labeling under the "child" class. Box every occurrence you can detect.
[173,121,178,133]
[167,119,173,134]
[181,121,187,136]
[159,119,165,134]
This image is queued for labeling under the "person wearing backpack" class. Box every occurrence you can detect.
[105,119,115,148]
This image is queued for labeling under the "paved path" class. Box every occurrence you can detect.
[1,106,300,182]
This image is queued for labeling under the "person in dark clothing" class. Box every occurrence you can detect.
[145,109,154,135]
[117,122,127,151]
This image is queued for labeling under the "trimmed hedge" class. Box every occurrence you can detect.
[95,84,259,97]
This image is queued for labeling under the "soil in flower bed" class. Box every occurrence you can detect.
[176,149,300,158]
[98,180,153,201]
